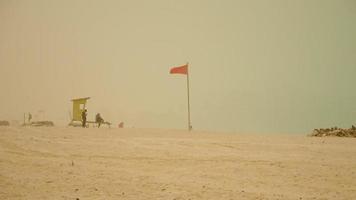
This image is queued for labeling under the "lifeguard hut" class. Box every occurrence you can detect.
[68,97,90,126]
[68,97,111,127]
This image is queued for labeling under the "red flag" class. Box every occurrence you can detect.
[170,64,188,75]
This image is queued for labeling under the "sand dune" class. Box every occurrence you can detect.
[0,127,355,199]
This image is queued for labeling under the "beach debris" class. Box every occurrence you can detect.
[118,122,124,128]
[310,125,356,138]
[28,121,54,127]
[0,120,10,126]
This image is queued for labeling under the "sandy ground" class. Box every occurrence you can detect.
[0,127,355,200]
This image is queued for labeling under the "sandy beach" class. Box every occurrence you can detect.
[0,127,355,200]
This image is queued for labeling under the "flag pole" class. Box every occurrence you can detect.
[186,62,192,131]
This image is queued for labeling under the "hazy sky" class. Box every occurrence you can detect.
[1,0,355,133]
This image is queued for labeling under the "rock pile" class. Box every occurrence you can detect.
[310,126,356,138]
[0,120,10,126]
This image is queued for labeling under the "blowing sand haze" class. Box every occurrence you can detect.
[1,126,356,199]
[1,0,356,199]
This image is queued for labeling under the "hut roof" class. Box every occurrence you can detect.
[71,97,90,102]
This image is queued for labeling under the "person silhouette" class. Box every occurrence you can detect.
[28,113,32,123]
[95,113,104,128]
[81,109,87,128]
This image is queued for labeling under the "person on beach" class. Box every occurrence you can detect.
[81,109,87,128]
[28,113,32,123]
[95,113,104,128]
